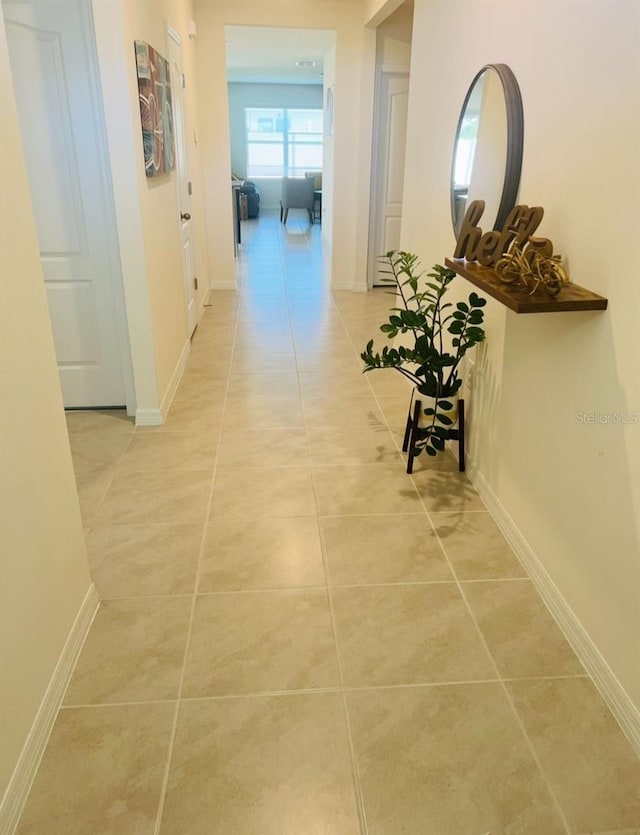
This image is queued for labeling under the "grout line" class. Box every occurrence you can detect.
[315,482,370,835]
[286,237,369,835]
[424,507,573,833]
[60,699,178,710]
[151,299,238,835]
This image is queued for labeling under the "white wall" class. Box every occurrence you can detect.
[227,82,323,209]
[0,10,93,807]
[194,0,377,291]
[401,0,640,723]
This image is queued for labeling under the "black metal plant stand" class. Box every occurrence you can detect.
[402,397,466,475]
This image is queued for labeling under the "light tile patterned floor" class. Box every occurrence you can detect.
[17,211,640,834]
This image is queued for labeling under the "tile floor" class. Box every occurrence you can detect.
[17,210,640,834]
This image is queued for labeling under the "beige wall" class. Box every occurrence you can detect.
[402,0,640,711]
[375,0,412,67]
[194,0,377,291]
[94,0,209,410]
[0,13,93,799]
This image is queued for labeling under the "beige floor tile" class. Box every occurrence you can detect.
[233,334,294,354]
[298,371,372,399]
[231,344,294,362]
[138,399,225,433]
[462,579,585,678]
[235,321,290,341]
[364,368,414,398]
[199,517,325,591]
[64,597,191,705]
[411,468,487,512]
[230,351,296,375]
[217,427,310,468]
[375,394,412,430]
[74,465,116,523]
[87,523,202,598]
[431,511,528,579]
[185,343,234,364]
[507,677,640,832]
[118,432,216,473]
[182,590,339,697]
[65,408,133,434]
[68,430,132,475]
[16,703,174,835]
[222,396,304,429]
[101,470,213,525]
[308,424,401,466]
[302,390,385,427]
[313,464,422,516]
[295,350,363,374]
[159,693,360,835]
[292,333,354,353]
[236,308,290,325]
[320,514,452,585]
[182,356,232,379]
[332,583,494,687]
[173,375,228,402]
[209,467,316,518]
[346,684,566,834]
[227,371,299,399]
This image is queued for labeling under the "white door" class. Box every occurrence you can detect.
[167,26,197,336]
[369,70,410,286]
[3,0,129,407]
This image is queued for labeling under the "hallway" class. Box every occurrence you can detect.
[17,211,640,833]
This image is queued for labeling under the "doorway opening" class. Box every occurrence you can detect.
[368,1,414,287]
[223,25,335,264]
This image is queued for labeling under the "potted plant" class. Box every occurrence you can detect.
[361,251,487,458]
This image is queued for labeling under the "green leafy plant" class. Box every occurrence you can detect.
[361,251,487,457]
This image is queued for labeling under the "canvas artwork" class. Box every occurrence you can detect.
[325,86,334,137]
[134,40,175,177]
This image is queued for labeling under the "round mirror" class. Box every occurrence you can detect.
[451,63,523,236]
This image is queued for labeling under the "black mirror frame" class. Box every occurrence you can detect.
[450,63,524,235]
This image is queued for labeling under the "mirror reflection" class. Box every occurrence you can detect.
[451,64,523,237]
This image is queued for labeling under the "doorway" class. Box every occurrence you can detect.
[223,25,335,250]
[367,1,413,287]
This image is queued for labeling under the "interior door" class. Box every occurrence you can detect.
[370,70,410,286]
[3,0,128,407]
[167,27,197,336]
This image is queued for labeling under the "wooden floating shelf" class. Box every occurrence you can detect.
[445,258,608,314]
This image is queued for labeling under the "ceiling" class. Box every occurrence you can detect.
[224,25,336,85]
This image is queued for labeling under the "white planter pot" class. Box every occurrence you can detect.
[413,390,459,429]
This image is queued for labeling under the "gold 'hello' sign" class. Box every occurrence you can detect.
[454,200,569,297]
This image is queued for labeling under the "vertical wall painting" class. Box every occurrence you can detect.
[325,86,334,137]
[134,40,175,177]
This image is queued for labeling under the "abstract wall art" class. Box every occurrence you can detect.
[134,40,175,177]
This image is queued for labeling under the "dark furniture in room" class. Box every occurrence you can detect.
[238,181,260,218]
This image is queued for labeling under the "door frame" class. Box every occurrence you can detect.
[166,22,197,336]
[367,63,410,289]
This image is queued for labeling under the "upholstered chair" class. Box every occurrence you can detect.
[279,176,316,224]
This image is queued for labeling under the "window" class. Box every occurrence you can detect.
[246,107,323,178]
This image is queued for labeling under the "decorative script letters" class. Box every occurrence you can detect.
[453,200,554,267]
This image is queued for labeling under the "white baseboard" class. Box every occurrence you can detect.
[134,337,191,427]
[134,408,164,426]
[466,456,640,759]
[158,337,191,419]
[0,585,100,835]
